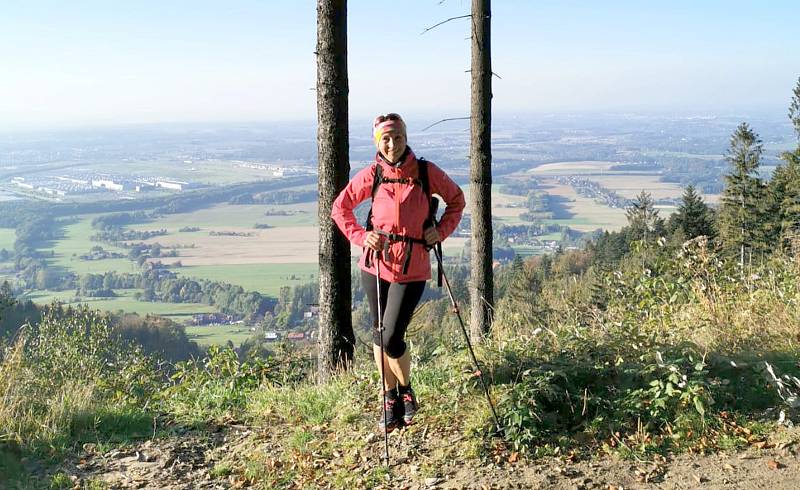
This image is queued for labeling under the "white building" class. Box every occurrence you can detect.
[156,180,188,191]
[91,179,125,191]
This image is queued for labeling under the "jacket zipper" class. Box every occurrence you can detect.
[393,166,401,278]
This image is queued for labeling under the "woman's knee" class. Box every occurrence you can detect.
[374,336,406,359]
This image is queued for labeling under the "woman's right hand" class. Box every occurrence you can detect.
[364,231,384,252]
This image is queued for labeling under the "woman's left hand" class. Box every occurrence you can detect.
[424,226,440,245]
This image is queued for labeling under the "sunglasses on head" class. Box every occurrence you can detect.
[376,113,402,123]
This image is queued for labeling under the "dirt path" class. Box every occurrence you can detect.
[29,426,800,489]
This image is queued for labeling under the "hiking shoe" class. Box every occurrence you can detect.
[378,388,401,433]
[399,385,418,425]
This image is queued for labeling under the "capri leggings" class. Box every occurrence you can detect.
[361,270,426,359]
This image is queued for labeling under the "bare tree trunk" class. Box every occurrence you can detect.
[316,0,353,381]
[469,0,493,342]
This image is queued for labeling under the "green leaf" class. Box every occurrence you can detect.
[693,397,705,416]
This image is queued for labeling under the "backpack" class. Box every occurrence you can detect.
[363,157,443,286]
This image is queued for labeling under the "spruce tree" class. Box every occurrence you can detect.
[588,264,609,310]
[496,256,545,333]
[673,185,714,240]
[789,76,800,142]
[625,191,664,243]
[773,78,800,250]
[766,160,800,250]
[717,123,767,266]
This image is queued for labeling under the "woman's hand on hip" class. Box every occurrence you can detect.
[364,231,385,252]
[424,227,440,245]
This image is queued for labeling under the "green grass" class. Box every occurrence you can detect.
[45,217,135,275]
[0,447,26,486]
[128,203,317,231]
[75,159,286,185]
[0,228,14,251]
[184,324,255,347]
[511,245,546,257]
[538,232,564,241]
[22,289,217,321]
[178,263,318,296]
[541,210,628,231]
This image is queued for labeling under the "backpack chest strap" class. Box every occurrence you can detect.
[379,177,422,186]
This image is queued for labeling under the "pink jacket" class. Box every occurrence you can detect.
[332,150,465,283]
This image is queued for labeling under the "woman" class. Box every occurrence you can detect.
[332,113,465,432]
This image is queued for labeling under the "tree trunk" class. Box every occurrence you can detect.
[316,0,353,381]
[469,0,493,342]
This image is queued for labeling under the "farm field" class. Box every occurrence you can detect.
[177,263,318,296]
[46,217,135,275]
[145,226,319,266]
[129,203,317,231]
[47,160,289,186]
[0,228,15,251]
[530,160,618,174]
[539,182,628,231]
[460,184,528,222]
[184,324,255,347]
[589,175,689,200]
[528,160,719,203]
[22,289,217,322]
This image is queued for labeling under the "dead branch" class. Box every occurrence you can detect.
[421,117,470,131]
[421,14,471,35]
[463,70,502,79]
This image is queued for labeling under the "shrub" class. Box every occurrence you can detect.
[160,344,310,423]
[0,306,159,451]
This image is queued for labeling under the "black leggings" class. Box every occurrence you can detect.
[361,270,426,359]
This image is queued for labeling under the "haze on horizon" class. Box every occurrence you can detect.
[1,0,798,131]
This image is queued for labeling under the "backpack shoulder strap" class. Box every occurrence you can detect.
[370,163,384,199]
[417,157,444,287]
[364,163,383,232]
[417,157,431,200]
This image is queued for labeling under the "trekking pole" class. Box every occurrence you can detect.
[375,244,391,465]
[432,246,503,435]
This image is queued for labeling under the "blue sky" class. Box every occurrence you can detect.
[1,0,798,129]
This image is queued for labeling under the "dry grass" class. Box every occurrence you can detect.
[0,337,96,447]
[147,226,319,265]
[590,175,685,200]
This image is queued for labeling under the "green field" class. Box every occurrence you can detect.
[23,289,217,321]
[0,228,15,251]
[178,263,318,296]
[510,245,545,257]
[128,203,317,231]
[184,324,256,347]
[45,217,135,275]
[71,160,287,186]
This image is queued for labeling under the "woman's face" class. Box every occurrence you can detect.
[378,131,407,163]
